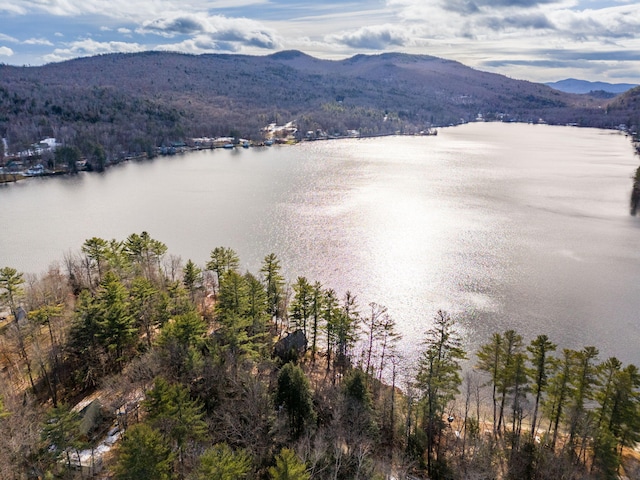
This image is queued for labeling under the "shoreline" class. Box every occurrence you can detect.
[1,121,637,185]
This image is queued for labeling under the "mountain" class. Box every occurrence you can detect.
[0,50,637,165]
[546,78,638,95]
[606,86,640,123]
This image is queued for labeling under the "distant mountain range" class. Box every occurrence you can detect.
[1,50,638,164]
[546,78,638,95]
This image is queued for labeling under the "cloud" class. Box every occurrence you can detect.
[43,39,144,62]
[140,13,280,49]
[24,37,54,46]
[0,33,19,43]
[143,15,207,36]
[482,13,554,30]
[156,36,240,54]
[328,24,411,50]
[445,0,561,11]
[0,0,270,20]
[118,27,132,34]
[0,46,14,56]
[550,5,640,40]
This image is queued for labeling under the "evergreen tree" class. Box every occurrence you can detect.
[321,289,340,372]
[81,236,109,286]
[112,423,173,480]
[144,377,208,477]
[195,443,252,480]
[260,253,285,322]
[290,276,313,336]
[606,364,640,450]
[123,231,167,280]
[496,330,524,434]
[206,247,240,289]
[595,357,623,431]
[129,276,163,348]
[545,348,574,450]
[243,271,269,336]
[41,404,84,471]
[309,281,324,362]
[334,291,360,372]
[268,448,310,480]
[591,428,620,480]
[415,310,465,477]
[275,362,316,439]
[217,270,250,320]
[159,310,207,350]
[182,259,202,301]
[94,271,137,369]
[68,289,104,389]
[567,346,599,452]
[527,334,556,440]
[0,266,24,318]
[476,332,503,435]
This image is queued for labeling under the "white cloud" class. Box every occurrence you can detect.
[0,33,19,43]
[118,27,132,34]
[0,46,14,56]
[43,39,144,63]
[24,37,54,46]
[1,1,269,20]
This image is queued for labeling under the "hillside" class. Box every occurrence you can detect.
[0,50,637,164]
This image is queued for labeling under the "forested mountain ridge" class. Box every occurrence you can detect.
[546,78,638,95]
[1,50,636,163]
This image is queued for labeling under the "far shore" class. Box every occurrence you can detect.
[2,122,637,186]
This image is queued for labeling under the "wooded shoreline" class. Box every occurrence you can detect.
[1,236,639,479]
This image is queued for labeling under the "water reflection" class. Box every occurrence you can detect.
[630,166,640,215]
[1,123,639,365]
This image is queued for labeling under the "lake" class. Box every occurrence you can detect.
[1,122,639,366]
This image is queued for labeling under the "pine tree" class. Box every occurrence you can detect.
[112,423,173,480]
[217,270,250,320]
[416,310,465,476]
[95,271,137,369]
[195,443,252,480]
[275,362,316,439]
[206,247,240,289]
[81,236,109,286]
[129,276,162,348]
[0,266,24,319]
[261,253,285,322]
[476,332,503,435]
[268,448,310,480]
[527,334,556,440]
[182,259,202,301]
[290,276,313,337]
[144,377,207,477]
[309,281,324,362]
[41,404,84,471]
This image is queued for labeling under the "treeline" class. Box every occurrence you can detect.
[2,50,637,169]
[0,233,639,479]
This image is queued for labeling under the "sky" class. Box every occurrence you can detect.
[0,0,639,84]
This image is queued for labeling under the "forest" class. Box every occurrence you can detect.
[2,50,639,171]
[1,232,639,479]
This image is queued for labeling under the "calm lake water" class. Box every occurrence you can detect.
[2,123,639,365]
